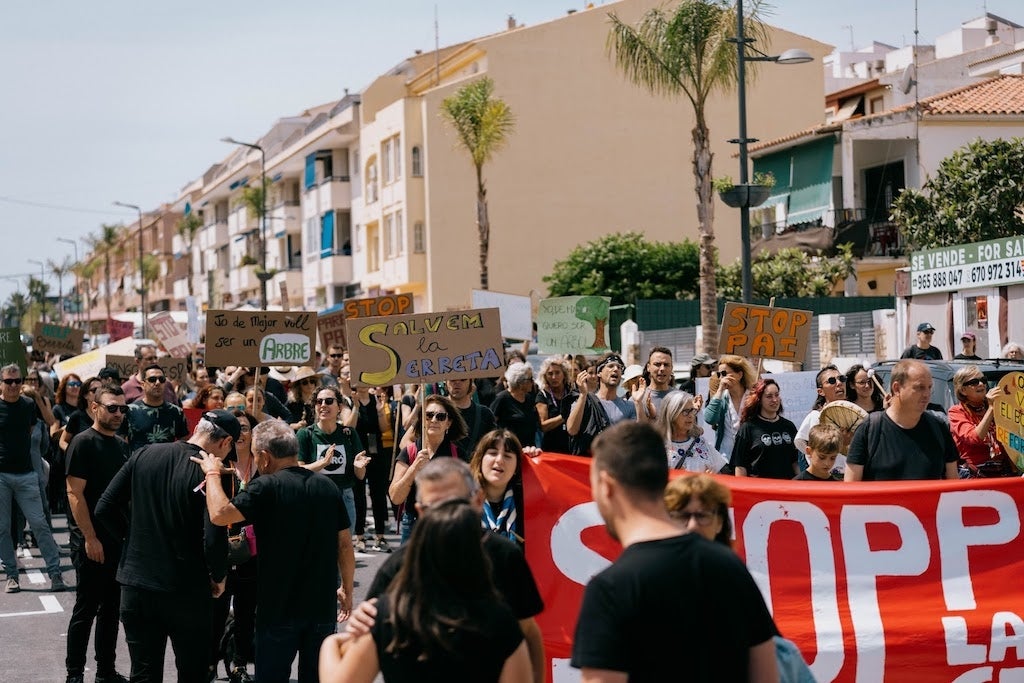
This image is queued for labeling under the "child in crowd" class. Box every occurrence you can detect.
[794,423,843,481]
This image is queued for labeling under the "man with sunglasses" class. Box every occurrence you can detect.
[119,364,188,453]
[64,386,131,683]
[0,363,66,594]
[317,345,349,391]
[121,343,180,406]
[901,322,943,360]
[95,410,238,681]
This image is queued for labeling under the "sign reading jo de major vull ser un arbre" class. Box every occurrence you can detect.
[204,310,318,368]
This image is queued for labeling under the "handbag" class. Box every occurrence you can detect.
[228,525,257,565]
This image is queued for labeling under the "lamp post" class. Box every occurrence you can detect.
[57,237,79,326]
[221,136,268,310]
[113,201,147,339]
[729,0,812,303]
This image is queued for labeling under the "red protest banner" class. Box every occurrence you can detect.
[523,454,1024,682]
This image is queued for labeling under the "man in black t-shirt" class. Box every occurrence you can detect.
[347,457,546,683]
[901,322,943,360]
[64,386,130,683]
[192,418,355,683]
[571,422,779,681]
[846,359,959,481]
[446,377,496,455]
[118,364,188,452]
[95,410,236,682]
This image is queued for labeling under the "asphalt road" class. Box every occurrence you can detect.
[0,513,397,682]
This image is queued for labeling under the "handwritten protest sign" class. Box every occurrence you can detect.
[107,355,188,385]
[537,296,611,354]
[31,323,84,356]
[319,293,415,352]
[148,312,191,358]
[205,309,317,368]
[53,336,137,380]
[0,327,26,376]
[106,317,135,342]
[472,289,532,341]
[346,307,504,386]
[718,302,812,362]
[992,371,1024,470]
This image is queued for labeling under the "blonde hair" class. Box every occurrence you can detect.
[807,423,841,455]
[717,354,758,390]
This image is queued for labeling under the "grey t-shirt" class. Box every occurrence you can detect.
[599,396,637,424]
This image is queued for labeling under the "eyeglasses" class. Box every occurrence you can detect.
[680,408,697,416]
[424,410,449,422]
[716,370,730,378]
[226,404,245,411]
[822,376,846,386]
[24,377,39,384]
[1,378,23,386]
[963,378,986,388]
[299,378,319,386]
[315,397,336,406]
[329,353,345,359]
[671,510,718,526]
[99,404,130,415]
[238,424,251,433]
[854,380,872,387]
[67,380,82,388]
[144,376,167,384]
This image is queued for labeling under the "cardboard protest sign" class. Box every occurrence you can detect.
[53,336,138,380]
[148,312,191,358]
[346,307,505,386]
[0,327,27,376]
[992,371,1024,470]
[31,322,84,356]
[472,289,532,341]
[107,355,188,385]
[319,293,416,352]
[537,296,611,354]
[204,309,317,368]
[106,317,135,342]
[718,302,812,362]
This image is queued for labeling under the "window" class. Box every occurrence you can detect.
[381,139,393,184]
[411,146,423,177]
[367,222,380,272]
[305,217,319,260]
[365,156,378,203]
[395,210,404,256]
[320,212,335,258]
[413,221,425,253]
[383,213,395,258]
[393,134,402,180]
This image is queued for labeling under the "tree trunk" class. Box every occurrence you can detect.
[103,255,112,333]
[476,165,490,291]
[186,235,195,298]
[692,120,719,354]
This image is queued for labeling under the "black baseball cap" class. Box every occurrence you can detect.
[202,409,242,442]
[98,367,122,381]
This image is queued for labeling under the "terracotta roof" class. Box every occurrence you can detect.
[969,45,1024,67]
[922,74,1024,114]
[748,123,841,154]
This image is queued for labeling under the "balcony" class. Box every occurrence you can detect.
[200,220,228,251]
[270,201,301,238]
[750,209,906,259]
[319,176,352,213]
[229,264,260,293]
[318,253,353,286]
[228,205,255,238]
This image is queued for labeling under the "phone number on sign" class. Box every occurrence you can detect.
[913,268,964,292]
[969,259,1024,285]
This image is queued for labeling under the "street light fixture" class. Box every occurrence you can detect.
[221,136,269,310]
[729,0,812,303]
[57,237,79,327]
[113,201,148,339]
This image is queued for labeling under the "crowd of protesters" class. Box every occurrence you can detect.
[3,326,1022,682]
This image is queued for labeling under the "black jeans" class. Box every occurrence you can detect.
[209,563,258,670]
[352,454,391,537]
[255,618,335,683]
[65,553,121,677]
[120,585,212,682]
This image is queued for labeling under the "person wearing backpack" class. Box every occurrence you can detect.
[445,377,495,456]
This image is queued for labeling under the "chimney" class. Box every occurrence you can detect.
[507,15,517,30]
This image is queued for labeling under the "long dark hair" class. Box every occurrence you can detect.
[845,364,884,411]
[740,379,783,423]
[468,429,523,494]
[385,500,498,661]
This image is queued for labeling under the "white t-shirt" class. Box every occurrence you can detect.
[666,437,728,473]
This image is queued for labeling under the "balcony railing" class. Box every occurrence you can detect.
[750,209,906,259]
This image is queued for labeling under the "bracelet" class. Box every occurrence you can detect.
[206,471,222,478]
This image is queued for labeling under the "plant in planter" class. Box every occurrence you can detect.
[239,254,258,267]
[715,172,776,208]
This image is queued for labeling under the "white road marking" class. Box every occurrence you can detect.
[0,595,64,618]
[25,570,45,585]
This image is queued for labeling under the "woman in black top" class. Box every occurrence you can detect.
[490,362,539,449]
[318,500,530,683]
[535,357,575,453]
[732,379,799,479]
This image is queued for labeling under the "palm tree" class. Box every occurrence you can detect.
[47,256,73,324]
[440,76,515,291]
[71,259,99,334]
[176,212,204,298]
[608,0,765,353]
[3,292,28,329]
[86,224,125,326]
[27,276,50,326]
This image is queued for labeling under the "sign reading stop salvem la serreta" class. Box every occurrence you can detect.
[204,309,318,368]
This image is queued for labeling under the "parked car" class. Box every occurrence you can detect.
[869,359,1024,412]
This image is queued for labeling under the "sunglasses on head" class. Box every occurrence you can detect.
[425,410,449,422]
[822,376,846,386]
[144,376,167,384]
[1,378,23,386]
[99,403,129,415]
[315,397,336,406]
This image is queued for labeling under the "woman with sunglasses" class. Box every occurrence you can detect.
[59,377,102,454]
[52,374,84,436]
[732,379,799,479]
[794,365,849,472]
[286,367,321,431]
[389,394,468,544]
[297,387,368,536]
[949,366,1019,476]
[703,354,758,465]
[655,391,726,473]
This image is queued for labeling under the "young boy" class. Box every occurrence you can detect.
[794,423,843,481]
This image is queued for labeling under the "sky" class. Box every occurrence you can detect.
[0,0,1015,307]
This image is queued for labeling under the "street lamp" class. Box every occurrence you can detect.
[113,201,147,339]
[221,136,269,310]
[57,237,79,327]
[729,0,812,303]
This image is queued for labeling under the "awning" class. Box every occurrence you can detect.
[754,137,834,226]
